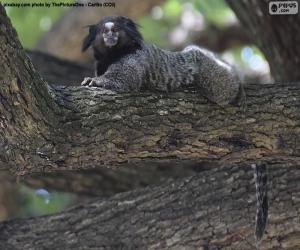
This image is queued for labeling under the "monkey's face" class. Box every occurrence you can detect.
[81,16,143,53]
[101,22,119,48]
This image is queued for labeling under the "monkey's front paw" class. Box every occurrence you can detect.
[81,77,105,87]
[81,77,93,86]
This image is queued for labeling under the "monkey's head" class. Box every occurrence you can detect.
[81,16,143,52]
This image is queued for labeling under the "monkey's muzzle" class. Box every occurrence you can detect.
[103,33,118,47]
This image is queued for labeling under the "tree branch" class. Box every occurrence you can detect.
[2,82,300,176]
[1,164,299,250]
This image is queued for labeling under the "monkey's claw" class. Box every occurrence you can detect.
[81,77,105,87]
[81,77,93,86]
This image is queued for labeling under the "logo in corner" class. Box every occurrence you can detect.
[269,1,298,15]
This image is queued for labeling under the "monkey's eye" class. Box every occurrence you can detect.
[111,26,118,32]
[102,27,109,33]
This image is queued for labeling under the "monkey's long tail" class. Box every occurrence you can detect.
[252,163,268,249]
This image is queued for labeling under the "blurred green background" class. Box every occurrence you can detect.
[5,0,70,47]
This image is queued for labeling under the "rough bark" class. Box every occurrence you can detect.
[1,82,300,176]
[1,164,299,250]
[226,0,300,82]
[0,5,60,174]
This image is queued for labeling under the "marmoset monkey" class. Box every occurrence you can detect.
[81,16,243,105]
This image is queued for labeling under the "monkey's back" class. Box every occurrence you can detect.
[137,43,198,92]
[136,43,241,104]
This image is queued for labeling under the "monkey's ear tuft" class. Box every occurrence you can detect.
[82,25,97,52]
[118,16,143,46]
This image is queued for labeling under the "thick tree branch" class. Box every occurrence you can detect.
[1,164,299,250]
[1,83,300,176]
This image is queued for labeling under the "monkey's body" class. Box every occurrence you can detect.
[81,16,242,105]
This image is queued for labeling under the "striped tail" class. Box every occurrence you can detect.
[252,163,268,248]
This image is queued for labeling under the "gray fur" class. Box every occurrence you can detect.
[81,42,242,105]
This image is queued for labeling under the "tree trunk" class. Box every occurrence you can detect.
[1,164,299,250]
[226,0,300,82]
[0,5,60,175]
